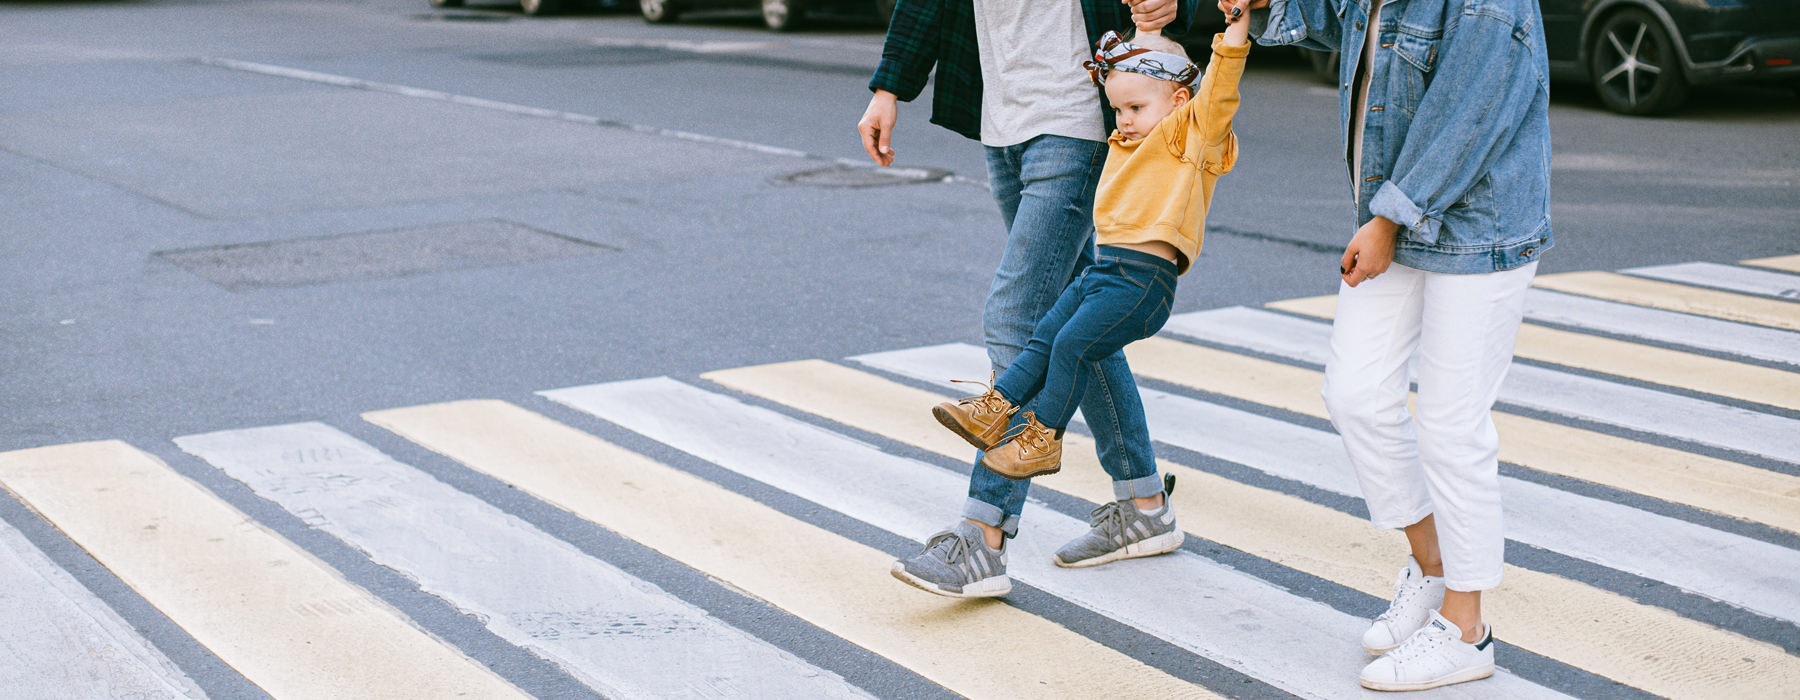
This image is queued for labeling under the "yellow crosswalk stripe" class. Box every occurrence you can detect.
[1532,271,1800,331]
[1125,336,1800,538]
[1268,294,1800,412]
[1743,254,1800,274]
[365,400,1219,700]
[704,360,1800,700]
[0,441,526,700]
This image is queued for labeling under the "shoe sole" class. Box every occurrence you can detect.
[1362,641,1402,656]
[932,405,1000,452]
[1359,663,1494,692]
[978,454,1060,481]
[889,561,1011,598]
[1054,529,1185,568]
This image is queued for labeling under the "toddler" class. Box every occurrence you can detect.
[935,17,1251,479]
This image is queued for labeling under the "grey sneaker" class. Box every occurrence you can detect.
[1053,476,1183,568]
[890,520,1011,598]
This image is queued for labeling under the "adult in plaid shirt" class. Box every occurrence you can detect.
[861,0,1204,599]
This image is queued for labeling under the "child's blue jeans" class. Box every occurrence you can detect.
[994,246,1178,433]
[965,136,1165,538]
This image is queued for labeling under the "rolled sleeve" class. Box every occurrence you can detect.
[1254,0,1341,51]
[1370,181,1434,243]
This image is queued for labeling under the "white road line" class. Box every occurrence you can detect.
[541,378,1566,700]
[1626,262,1800,301]
[855,343,1800,627]
[1165,307,1800,465]
[197,58,963,184]
[0,521,206,700]
[175,423,873,700]
[1523,289,1800,367]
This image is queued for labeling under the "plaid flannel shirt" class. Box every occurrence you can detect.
[869,0,1199,141]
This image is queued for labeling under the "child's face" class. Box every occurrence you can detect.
[1105,71,1190,141]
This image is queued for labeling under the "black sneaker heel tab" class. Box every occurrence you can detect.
[1163,473,1177,497]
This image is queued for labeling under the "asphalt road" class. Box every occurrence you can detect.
[3,0,1796,447]
[1,1,1797,698]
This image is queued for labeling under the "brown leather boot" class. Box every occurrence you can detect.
[981,412,1062,480]
[932,377,1019,451]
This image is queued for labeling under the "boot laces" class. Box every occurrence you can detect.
[998,413,1054,455]
[949,376,1015,418]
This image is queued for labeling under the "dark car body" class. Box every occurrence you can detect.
[1543,0,1800,111]
[1304,0,1800,114]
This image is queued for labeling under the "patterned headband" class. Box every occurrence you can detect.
[1083,30,1201,90]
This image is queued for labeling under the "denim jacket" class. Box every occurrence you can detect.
[1254,0,1552,273]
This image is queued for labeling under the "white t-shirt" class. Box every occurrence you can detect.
[972,0,1107,147]
[1349,0,1384,203]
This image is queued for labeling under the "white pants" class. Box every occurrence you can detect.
[1321,261,1537,592]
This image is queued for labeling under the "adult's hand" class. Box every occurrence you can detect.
[1126,0,1178,32]
[858,90,899,167]
[1340,217,1400,287]
[1216,0,1266,21]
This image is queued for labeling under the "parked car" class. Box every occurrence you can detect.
[428,0,628,17]
[1298,0,1800,115]
[640,0,894,31]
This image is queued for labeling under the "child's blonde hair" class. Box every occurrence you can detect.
[1123,29,1188,61]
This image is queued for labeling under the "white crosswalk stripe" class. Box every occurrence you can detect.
[175,423,874,700]
[856,342,1800,627]
[1627,262,1800,300]
[0,521,206,700]
[1166,306,1800,464]
[0,257,1795,699]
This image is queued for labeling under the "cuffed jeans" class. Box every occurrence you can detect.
[1321,261,1538,592]
[963,135,1164,537]
[995,247,1178,432]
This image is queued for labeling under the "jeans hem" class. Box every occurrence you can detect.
[962,499,1021,538]
[1113,473,1166,500]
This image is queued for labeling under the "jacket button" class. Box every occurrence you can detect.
[1370,105,1384,112]
[1381,42,1394,48]
[1356,21,1364,30]
[1522,247,1536,257]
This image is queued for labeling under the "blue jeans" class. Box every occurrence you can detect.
[964,135,1163,538]
[995,247,1177,432]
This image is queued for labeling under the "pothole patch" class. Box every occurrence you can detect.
[775,164,952,188]
[158,220,613,292]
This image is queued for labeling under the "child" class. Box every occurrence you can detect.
[934,16,1250,480]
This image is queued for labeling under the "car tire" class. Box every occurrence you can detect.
[1305,48,1339,85]
[521,0,564,14]
[639,0,679,22]
[428,0,465,7]
[1588,8,1689,115]
[762,0,804,31]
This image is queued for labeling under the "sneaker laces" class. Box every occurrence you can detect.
[1384,620,1454,664]
[997,413,1055,456]
[924,529,970,566]
[1086,501,1126,541]
[1375,567,1424,624]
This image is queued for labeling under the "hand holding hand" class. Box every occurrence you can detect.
[857,90,899,167]
[1340,217,1401,287]
[1124,0,1177,33]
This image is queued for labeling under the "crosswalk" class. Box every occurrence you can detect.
[3,255,1798,699]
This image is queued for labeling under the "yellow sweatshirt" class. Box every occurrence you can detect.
[1093,34,1249,275]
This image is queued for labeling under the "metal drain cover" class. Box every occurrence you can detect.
[158,220,612,291]
[776,164,952,188]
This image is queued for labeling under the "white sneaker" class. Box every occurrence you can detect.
[1361,557,1446,654]
[1359,610,1495,691]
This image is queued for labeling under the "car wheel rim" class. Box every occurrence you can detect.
[642,0,662,16]
[762,0,788,27]
[1597,20,1666,108]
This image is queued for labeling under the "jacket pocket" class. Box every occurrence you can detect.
[1392,28,1439,114]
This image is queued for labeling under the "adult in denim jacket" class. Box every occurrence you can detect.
[1239,0,1550,690]
[857,0,1201,599]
